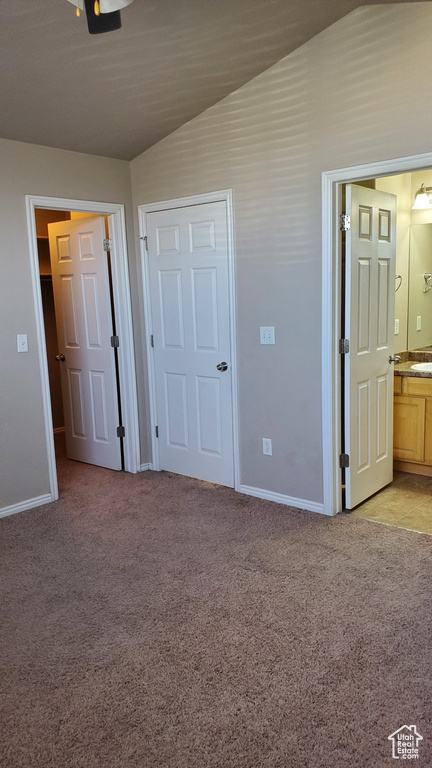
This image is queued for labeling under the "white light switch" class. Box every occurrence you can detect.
[417,316,422,331]
[394,319,400,335]
[260,326,275,345]
[17,334,28,353]
[262,438,272,456]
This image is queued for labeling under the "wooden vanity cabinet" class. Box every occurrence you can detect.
[394,376,432,475]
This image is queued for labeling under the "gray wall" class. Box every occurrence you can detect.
[4,3,432,513]
[131,3,432,505]
[0,140,142,509]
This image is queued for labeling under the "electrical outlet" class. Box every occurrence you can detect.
[260,326,275,345]
[262,438,272,456]
[394,319,400,335]
[417,315,422,331]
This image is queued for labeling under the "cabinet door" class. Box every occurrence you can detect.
[393,396,426,463]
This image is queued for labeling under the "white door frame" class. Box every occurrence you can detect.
[26,195,140,503]
[322,151,432,516]
[138,189,240,490]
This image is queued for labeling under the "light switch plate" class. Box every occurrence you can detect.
[262,438,272,455]
[17,334,28,353]
[394,318,399,335]
[260,326,275,345]
[417,315,422,331]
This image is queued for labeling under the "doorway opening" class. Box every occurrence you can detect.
[26,195,139,505]
[342,174,432,536]
[322,151,432,518]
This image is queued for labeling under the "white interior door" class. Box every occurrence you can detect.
[147,201,234,487]
[48,216,121,470]
[345,185,397,509]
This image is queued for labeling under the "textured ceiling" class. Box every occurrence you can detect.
[0,0,421,160]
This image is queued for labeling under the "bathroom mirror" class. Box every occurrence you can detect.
[407,223,432,350]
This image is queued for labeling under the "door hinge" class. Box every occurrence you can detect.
[103,238,113,251]
[110,335,120,348]
[155,426,159,438]
[340,213,351,232]
[117,425,125,438]
[339,338,350,354]
[141,235,148,250]
[150,334,154,348]
[339,453,350,468]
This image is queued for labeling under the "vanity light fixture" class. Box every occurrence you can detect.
[412,183,432,210]
[66,0,135,34]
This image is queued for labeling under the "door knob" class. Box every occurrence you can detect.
[389,355,402,363]
[55,354,66,361]
[216,361,228,372]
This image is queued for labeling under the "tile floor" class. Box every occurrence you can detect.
[349,470,432,535]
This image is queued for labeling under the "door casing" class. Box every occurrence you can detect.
[138,189,240,491]
[322,152,432,517]
[26,195,140,504]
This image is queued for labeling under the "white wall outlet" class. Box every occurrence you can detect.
[260,326,275,345]
[17,334,28,353]
[394,318,400,335]
[262,437,272,456]
[417,315,422,331]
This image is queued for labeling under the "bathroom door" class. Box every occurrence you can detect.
[344,185,397,509]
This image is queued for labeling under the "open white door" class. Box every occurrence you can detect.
[344,185,397,509]
[48,216,122,470]
[146,201,234,487]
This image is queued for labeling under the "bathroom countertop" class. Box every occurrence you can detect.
[394,361,432,378]
[394,348,432,377]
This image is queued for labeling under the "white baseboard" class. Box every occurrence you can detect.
[0,493,53,519]
[139,462,154,472]
[238,484,327,515]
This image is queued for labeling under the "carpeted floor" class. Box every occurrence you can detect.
[1,443,431,768]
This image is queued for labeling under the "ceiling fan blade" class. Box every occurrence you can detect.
[66,0,134,12]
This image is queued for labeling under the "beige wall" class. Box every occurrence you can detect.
[376,171,432,352]
[376,174,412,352]
[408,223,432,348]
[131,3,432,505]
[0,139,143,510]
[408,170,432,349]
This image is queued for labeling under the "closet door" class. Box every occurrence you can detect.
[48,216,121,470]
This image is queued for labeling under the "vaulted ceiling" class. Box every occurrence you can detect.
[0,0,421,160]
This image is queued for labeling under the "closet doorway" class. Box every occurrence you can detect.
[26,196,139,504]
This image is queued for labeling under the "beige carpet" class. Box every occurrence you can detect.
[1,443,431,767]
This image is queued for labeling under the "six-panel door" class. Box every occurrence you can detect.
[48,216,121,470]
[345,185,397,509]
[147,201,234,487]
